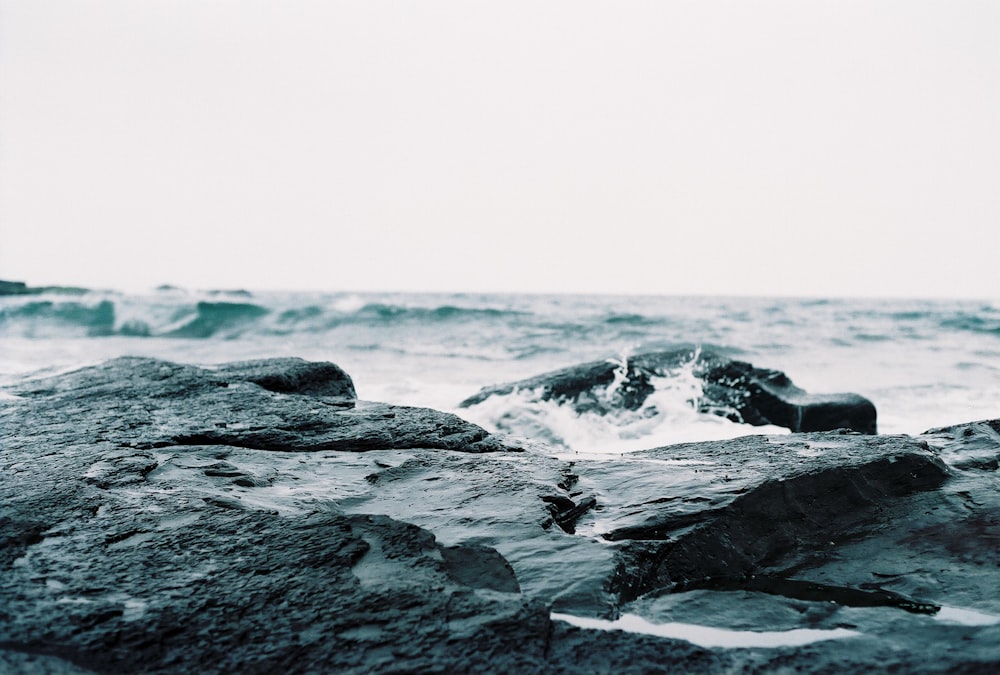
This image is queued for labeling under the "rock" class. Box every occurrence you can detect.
[460,347,878,434]
[595,433,950,600]
[346,450,617,615]
[0,357,732,673]
[2,358,998,673]
[214,358,356,399]
[6,356,507,453]
[332,424,999,671]
[921,418,1000,471]
[0,280,29,295]
[2,502,552,673]
[598,423,1000,672]
[440,543,521,593]
[542,495,598,534]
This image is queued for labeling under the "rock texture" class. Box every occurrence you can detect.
[7,356,506,454]
[2,357,998,673]
[460,347,878,434]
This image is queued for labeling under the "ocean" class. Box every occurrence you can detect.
[2,287,998,454]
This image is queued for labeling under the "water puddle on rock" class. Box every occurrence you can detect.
[550,612,860,649]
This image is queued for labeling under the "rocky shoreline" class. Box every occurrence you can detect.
[2,357,998,673]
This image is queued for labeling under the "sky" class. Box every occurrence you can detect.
[0,1,998,298]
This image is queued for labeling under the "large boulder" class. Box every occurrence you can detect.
[6,356,507,453]
[2,358,998,673]
[460,347,878,434]
[595,433,950,600]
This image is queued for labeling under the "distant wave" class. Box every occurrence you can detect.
[0,300,116,337]
[0,296,272,339]
[353,303,526,322]
[939,313,1000,336]
[602,313,667,326]
[4,291,996,346]
[163,302,270,338]
[0,295,533,339]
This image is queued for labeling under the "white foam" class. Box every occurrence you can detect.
[333,293,367,313]
[935,606,1000,626]
[460,371,789,456]
[551,612,860,649]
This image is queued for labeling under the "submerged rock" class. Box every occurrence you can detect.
[2,357,998,673]
[460,347,878,434]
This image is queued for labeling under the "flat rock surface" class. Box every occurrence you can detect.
[2,358,998,673]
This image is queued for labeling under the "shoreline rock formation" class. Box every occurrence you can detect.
[460,348,878,435]
[2,358,997,673]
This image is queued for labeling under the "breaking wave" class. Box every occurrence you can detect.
[0,299,117,337]
[939,312,1000,336]
[458,352,788,454]
[0,292,532,339]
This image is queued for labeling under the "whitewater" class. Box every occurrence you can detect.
[2,286,998,454]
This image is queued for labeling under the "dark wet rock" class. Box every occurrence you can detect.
[0,357,736,673]
[922,418,1000,471]
[2,502,553,673]
[7,356,506,453]
[441,543,521,593]
[0,280,30,295]
[598,423,1000,671]
[675,574,941,614]
[215,357,356,399]
[545,623,728,674]
[2,359,999,673]
[343,450,618,615]
[460,347,878,434]
[0,649,97,675]
[543,495,598,534]
[598,434,950,600]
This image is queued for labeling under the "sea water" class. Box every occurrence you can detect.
[1,287,998,454]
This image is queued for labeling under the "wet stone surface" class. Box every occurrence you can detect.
[1,357,998,673]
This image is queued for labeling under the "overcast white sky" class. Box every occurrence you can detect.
[1,1,997,297]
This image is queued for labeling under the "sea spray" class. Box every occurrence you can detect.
[458,349,789,455]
